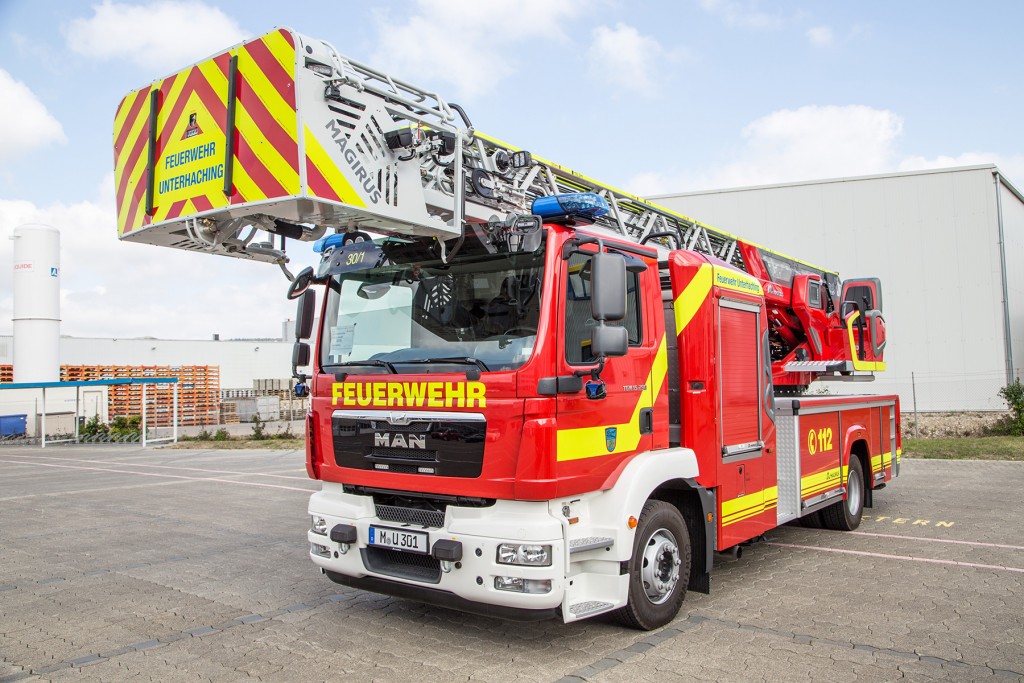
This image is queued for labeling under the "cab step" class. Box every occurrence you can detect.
[569,537,615,554]
[567,600,615,618]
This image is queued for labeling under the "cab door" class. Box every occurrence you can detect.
[841,277,886,363]
[553,249,655,491]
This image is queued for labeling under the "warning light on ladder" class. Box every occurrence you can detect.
[531,193,610,221]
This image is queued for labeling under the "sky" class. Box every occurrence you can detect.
[1,0,1022,340]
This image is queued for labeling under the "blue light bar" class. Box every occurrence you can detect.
[531,193,610,221]
[313,233,348,253]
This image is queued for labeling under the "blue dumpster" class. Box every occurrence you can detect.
[0,414,28,437]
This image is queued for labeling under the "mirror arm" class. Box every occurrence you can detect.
[573,358,605,380]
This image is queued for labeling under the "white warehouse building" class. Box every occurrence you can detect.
[651,164,1024,412]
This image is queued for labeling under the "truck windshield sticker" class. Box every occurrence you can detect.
[328,324,356,358]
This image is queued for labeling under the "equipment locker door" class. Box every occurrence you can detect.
[717,298,771,547]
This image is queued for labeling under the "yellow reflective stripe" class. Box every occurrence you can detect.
[303,125,366,207]
[673,265,712,333]
[801,467,844,497]
[721,486,778,526]
[228,157,269,205]
[867,451,893,473]
[236,50,298,143]
[263,29,297,76]
[115,90,157,170]
[556,336,668,462]
[233,104,300,195]
[113,89,144,140]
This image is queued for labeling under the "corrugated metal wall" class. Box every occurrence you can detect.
[1000,178,1024,386]
[652,166,1023,411]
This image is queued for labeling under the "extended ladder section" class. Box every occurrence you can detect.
[112,27,885,386]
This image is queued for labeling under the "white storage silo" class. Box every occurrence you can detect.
[11,225,61,383]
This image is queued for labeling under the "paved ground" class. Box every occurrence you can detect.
[0,447,1021,683]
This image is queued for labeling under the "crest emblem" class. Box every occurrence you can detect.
[182,111,202,139]
[605,427,617,452]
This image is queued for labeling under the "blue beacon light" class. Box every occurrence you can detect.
[531,192,610,221]
[313,233,349,253]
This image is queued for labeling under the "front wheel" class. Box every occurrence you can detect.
[822,456,865,531]
[614,500,691,630]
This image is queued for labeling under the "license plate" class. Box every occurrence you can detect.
[368,526,429,554]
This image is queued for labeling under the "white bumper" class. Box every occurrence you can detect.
[308,483,566,612]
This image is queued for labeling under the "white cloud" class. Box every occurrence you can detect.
[0,69,67,164]
[698,0,785,30]
[806,25,834,47]
[64,0,248,72]
[628,104,1024,197]
[370,0,586,100]
[586,23,683,95]
[629,104,905,194]
[0,177,316,340]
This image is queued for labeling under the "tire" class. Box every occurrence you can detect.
[798,510,823,528]
[821,456,865,531]
[614,500,691,631]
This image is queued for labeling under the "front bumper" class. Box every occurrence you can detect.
[308,483,566,613]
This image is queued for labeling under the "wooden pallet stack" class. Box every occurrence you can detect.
[0,365,13,383]
[54,365,220,427]
[221,378,308,421]
[219,402,240,424]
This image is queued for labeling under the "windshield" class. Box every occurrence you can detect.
[319,238,544,374]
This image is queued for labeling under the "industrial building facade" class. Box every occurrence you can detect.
[651,164,1024,411]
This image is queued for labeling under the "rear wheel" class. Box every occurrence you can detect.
[822,456,865,531]
[614,500,691,631]
[798,510,823,528]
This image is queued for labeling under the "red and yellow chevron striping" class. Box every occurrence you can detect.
[113,29,305,237]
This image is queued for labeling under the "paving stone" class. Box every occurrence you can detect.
[1,451,1022,682]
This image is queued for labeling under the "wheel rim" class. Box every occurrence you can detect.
[847,465,862,516]
[640,528,681,605]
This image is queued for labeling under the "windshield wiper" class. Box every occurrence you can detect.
[327,359,397,374]
[398,357,491,372]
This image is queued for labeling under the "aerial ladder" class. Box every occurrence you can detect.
[113,27,886,391]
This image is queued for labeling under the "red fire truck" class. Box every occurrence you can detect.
[114,28,900,630]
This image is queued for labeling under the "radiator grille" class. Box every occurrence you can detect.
[363,547,441,583]
[368,447,438,461]
[375,504,445,528]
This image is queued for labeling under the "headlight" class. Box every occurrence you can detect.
[494,576,552,594]
[311,516,328,535]
[310,543,331,558]
[496,543,551,567]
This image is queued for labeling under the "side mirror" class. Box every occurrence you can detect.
[292,341,310,381]
[590,252,626,322]
[591,325,628,358]
[287,266,315,300]
[292,342,311,367]
[295,290,316,341]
